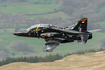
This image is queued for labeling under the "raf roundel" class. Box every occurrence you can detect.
[47,33,51,37]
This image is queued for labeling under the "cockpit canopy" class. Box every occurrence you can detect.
[26,24,52,32]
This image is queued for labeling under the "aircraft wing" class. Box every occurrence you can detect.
[50,27,83,34]
[44,41,60,52]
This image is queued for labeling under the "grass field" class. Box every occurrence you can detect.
[0,4,58,15]
[0,3,7,6]
[29,11,70,19]
[0,4,70,19]
[27,0,54,3]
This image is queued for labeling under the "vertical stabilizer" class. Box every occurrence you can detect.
[73,18,87,32]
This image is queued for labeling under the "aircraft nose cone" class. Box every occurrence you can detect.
[13,30,27,36]
[13,31,21,36]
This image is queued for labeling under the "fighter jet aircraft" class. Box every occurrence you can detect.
[13,18,101,52]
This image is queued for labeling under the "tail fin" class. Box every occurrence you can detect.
[73,18,88,32]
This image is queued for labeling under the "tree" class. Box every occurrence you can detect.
[0,51,8,59]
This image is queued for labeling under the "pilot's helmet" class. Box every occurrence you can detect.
[55,25,57,27]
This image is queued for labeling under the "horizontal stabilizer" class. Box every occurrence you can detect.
[88,29,101,33]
